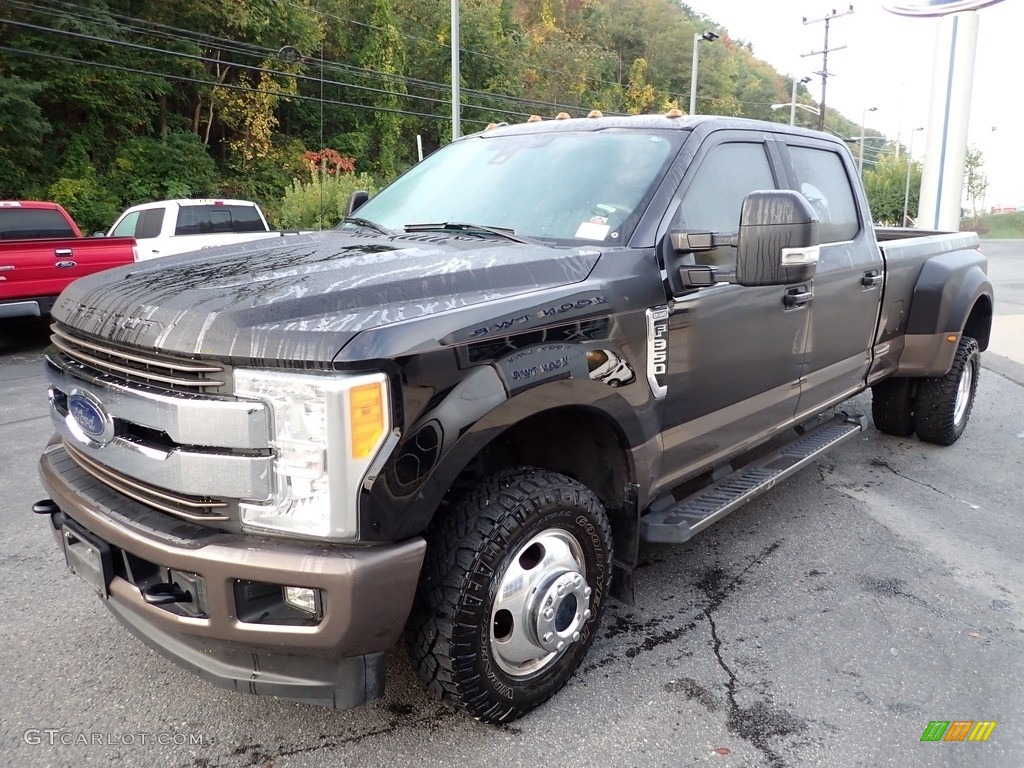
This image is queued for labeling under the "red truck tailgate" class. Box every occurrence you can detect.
[0,237,136,302]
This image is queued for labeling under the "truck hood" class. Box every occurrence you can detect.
[52,231,602,363]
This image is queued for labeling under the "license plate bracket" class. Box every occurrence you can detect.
[61,522,113,599]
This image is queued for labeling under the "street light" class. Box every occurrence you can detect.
[789,76,812,126]
[689,31,719,115]
[902,127,924,227]
[858,106,877,177]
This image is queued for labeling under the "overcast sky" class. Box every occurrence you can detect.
[682,0,1022,206]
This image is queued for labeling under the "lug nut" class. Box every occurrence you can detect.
[556,640,565,651]
[572,631,580,642]
[543,632,553,643]
[544,607,554,619]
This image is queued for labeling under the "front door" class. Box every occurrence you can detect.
[655,136,808,491]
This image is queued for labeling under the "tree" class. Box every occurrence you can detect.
[963,145,988,225]
[863,154,921,226]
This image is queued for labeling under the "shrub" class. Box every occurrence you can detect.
[108,132,217,205]
[279,172,379,230]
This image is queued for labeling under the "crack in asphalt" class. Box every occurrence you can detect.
[180,708,460,768]
[696,540,805,768]
[858,575,1024,653]
[868,458,980,509]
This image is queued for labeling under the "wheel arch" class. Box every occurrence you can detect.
[365,376,650,600]
[904,252,993,342]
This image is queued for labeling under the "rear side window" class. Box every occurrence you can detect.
[0,208,76,240]
[137,209,164,239]
[787,146,860,243]
[174,205,264,235]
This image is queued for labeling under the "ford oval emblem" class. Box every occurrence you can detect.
[55,260,78,269]
[68,391,115,445]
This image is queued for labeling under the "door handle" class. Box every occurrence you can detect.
[783,287,813,307]
[54,248,73,257]
[862,271,883,287]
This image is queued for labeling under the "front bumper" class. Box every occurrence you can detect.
[39,440,426,709]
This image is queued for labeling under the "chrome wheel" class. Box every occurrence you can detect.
[489,528,592,678]
[953,357,974,426]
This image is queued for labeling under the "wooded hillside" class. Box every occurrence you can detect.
[0,0,887,231]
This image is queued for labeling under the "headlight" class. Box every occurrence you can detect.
[234,369,392,540]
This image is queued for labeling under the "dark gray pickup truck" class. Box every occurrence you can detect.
[34,113,992,723]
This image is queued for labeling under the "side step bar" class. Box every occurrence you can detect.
[640,412,866,544]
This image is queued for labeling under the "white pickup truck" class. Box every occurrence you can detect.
[107,199,287,260]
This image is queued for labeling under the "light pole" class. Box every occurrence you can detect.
[902,127,924,227]
[688,31,719,115]
[789,76,812,126]
[451,0,460,139]
[857,106,877,176]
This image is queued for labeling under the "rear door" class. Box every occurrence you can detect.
[775,137,884,418]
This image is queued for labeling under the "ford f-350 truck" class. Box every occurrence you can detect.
[0,201,137,319]
[34,114,992,723]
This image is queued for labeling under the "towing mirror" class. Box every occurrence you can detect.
[735,190,820,287]
[347,190,369,214]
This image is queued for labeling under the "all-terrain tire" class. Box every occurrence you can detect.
[405,467,613,723]
[912,336,980,445]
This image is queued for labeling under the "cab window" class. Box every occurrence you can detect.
[674,142,776,269]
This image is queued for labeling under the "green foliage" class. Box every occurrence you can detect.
[862,154,921,226]
[279,173,380,230]
[963,145,988,224]
[46,142,119,232]
[108,133,218,204]
[963,211,1024,239]
[0,75,51,196]
[0,0,896,218]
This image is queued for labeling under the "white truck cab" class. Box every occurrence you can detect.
[108,199,277,260]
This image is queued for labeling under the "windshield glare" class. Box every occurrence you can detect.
[349,129,681,245]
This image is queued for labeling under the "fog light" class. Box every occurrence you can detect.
[283,586,322,617]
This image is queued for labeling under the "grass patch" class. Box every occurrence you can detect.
[961,212,1024,239]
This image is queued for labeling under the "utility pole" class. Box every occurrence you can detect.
[801,5,854,131]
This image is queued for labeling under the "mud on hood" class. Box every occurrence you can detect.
[51,232,601,363]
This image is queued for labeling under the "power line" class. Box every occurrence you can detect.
[4,5,613,118]
[0,44,490,126]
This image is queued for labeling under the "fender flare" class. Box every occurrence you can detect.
[362,370,654,542]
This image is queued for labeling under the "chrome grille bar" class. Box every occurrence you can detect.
[65,442,231,523]
[51,326,225,389]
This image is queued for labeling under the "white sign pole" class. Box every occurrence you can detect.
[917,10,979,230]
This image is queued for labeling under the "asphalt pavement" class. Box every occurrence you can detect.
[0,242,1021,768]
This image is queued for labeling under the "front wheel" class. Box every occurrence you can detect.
[406,467,613,723]
[912,336,981,445]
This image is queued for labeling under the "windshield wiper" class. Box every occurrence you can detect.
[404,222,538,245]
[340,217,394,236]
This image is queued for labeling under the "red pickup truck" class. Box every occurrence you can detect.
[0,201,137,319]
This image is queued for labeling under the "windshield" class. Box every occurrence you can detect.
[346,128,682,245]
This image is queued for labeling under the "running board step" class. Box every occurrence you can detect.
[640,412,866,544]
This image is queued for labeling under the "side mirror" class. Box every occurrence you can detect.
[734,190,820,287]
[347,190,369,215]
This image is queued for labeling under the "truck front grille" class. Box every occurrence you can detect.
[51,324,225,391]
[64,443,231,523]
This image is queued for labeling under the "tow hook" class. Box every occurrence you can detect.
[142,583,192,606]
